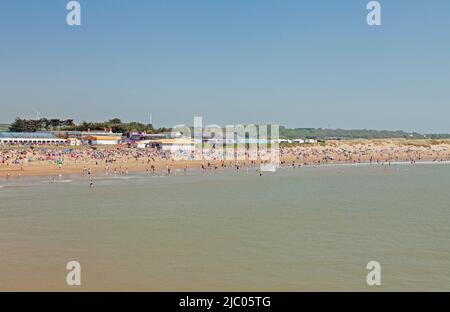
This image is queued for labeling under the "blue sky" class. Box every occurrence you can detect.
[0,0,449,132]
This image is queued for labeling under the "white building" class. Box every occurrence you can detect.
[85,135,121,145]
[0,132,66,145]
[160,138,194,152]
[68,138,82,146]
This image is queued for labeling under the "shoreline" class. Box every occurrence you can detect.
[1,159,449,185]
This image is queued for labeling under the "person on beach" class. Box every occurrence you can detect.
[2,141,450,179]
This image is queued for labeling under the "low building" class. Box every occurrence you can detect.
[85,135,121,145]
[135,141,149,149]
[160,138,195,152]
[63,130,123,141]
[67,138,82,146]
[271,139,290,143]
[132,140,154,149]
[126,132,173,143]
[145,133,167,140]
[0,132,67,145]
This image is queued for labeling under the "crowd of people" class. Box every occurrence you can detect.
[1,141,450,181]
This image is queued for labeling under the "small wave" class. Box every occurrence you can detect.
[41,180,72,184]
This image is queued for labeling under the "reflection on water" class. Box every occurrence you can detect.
[0,163,449,291]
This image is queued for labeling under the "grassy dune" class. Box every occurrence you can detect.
[324,138,450,148]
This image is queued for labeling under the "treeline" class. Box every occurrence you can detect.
[8,118,75,132]
[279,127,450,139]
[8,117,170,134]
[5,118,450,139]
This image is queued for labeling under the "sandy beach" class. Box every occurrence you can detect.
[1,139,450,179]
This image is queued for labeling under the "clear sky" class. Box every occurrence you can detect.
[1,0,449,132]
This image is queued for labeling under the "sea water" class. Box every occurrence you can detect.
[0,163,449,291]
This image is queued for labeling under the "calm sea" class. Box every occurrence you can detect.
[0,163,449,291]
